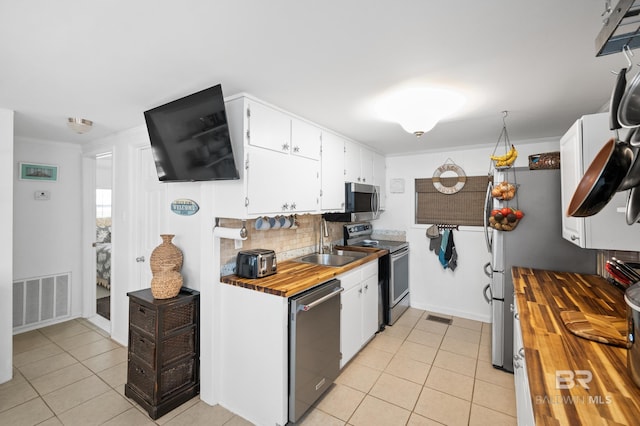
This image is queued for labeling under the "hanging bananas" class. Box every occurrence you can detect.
[490,144,518,167]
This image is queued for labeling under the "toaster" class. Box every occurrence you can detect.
[236,249,277,278]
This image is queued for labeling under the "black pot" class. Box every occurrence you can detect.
[567,138,634,217]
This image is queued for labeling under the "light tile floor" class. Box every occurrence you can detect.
[2,308,516,425]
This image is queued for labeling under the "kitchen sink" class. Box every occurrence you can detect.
[293,250,368,267]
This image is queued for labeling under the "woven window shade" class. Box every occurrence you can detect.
[415,176,489,226]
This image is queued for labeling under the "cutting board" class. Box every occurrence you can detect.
[560,310,630,348]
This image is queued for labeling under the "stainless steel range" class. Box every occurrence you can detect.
[344,223,410,326]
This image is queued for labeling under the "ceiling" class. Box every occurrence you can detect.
[0,0,629,155]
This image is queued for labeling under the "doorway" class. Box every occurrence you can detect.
[95,153,112,320]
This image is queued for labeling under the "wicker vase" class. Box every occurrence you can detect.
[151,264,183,299]
[150,234,183,275]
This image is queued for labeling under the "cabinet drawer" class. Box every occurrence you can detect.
[339,268,362,292]
[130,300,196,337]
[361,261,378,280]
[130,302,156,335]
[161,328,196,367]
[129,329,156,367]
[128,358,197,402]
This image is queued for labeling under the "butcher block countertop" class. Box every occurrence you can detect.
[513,267,639,425]
[220,246,386,298]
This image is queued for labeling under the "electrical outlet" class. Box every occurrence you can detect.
[34,190,50,201]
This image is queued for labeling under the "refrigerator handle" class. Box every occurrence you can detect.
[483,181,493,253]
[483,283,492,304]
[483,262,493,278]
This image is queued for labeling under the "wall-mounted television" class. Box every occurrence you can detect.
[143,84,239,182]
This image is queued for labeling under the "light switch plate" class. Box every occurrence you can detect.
[35,190,50,200]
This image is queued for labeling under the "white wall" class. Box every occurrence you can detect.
[377,138,559,322]
[13,138,83,318]
[0,109,14,383]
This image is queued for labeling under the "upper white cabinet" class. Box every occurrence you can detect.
[345,140,374,184]
[248,101,321,161]
[291,118,321,161]
[321,132,346,211]
[215,94,379,218]
[560,113,640,250]
[246,100,292,154]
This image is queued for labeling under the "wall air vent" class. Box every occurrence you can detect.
[13,272,71,332]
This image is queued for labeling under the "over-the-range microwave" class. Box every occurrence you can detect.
[324,182,381,222]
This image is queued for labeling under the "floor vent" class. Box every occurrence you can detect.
[13,272,71,331]
[425,314,452,325]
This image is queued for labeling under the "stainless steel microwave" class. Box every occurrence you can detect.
[324,182,381,222]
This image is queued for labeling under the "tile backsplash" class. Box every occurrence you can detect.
[218,215,345,276]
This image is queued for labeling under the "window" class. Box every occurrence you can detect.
[415,176,488,226]
[96,189,112,219]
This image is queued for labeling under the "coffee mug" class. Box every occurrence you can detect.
[280,215,291,228]
[270,216,280,229]
[255,216,271,231]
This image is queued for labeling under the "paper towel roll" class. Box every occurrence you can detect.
[213,226,247,240]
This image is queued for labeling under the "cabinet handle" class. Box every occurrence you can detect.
[358,288,363,294]
[138,306,145,314]
[570,234,579,241]
[357,177,361,182]
[293,146,300,153]
[364,284,369,290]
[282,203,289,210]
[282,143,289,151]
[519,347,525,358]
[290,202,297,210]
[514,313,519,320]
[362,178,366,182]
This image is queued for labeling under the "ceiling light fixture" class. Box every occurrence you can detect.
[376,87,466,138]
[67,117,93,134]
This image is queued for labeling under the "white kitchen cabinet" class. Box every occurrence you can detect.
[339,261,379,368]
[513,299,535,426]
[215,95,321,218]
[321,131,346,211]
[246,147,319,215]
[291,117,321,161]
[246,100,292,154]
[560,113,640,250]
[344,140,374,184]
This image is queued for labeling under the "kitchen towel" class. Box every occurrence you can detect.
[438,229,457,270]
[439,229,450,267]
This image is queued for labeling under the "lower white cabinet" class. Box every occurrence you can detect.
[513,300,535,426]
[339,261,379,368]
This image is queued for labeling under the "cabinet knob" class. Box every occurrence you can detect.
[136,256,145,263]
[293,146,300,153]
[282,203,289,210]
[570,234,579,241]
[291,202,297,210]
[358,288,363,294]
[364,284,369,290]
[282,143,289,151]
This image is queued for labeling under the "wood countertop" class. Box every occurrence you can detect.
[220,246,386,298]
[513,267,639,425]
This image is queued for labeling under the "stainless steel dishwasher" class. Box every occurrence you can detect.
[289,279,342,423]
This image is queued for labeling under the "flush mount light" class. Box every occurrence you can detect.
[375,87,466,137]
[67,117,93,134]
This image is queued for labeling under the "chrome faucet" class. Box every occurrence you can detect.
[319,218,330,254]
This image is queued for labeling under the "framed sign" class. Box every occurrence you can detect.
[19,163,58,182]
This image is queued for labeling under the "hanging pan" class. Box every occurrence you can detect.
[567,138,633,217]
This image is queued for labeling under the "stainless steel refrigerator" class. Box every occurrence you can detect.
[483,167,597,372]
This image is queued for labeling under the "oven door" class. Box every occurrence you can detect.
[389,247,409,305]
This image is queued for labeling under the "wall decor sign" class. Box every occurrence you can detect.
[171,199,199,216]
[432,159,466,195]
[19,163,58,182]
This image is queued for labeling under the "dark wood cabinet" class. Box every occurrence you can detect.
[125,287,200,419]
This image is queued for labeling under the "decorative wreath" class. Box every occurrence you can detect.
[432,161,466,195]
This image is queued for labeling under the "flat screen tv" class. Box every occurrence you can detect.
[143,84,240,182]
